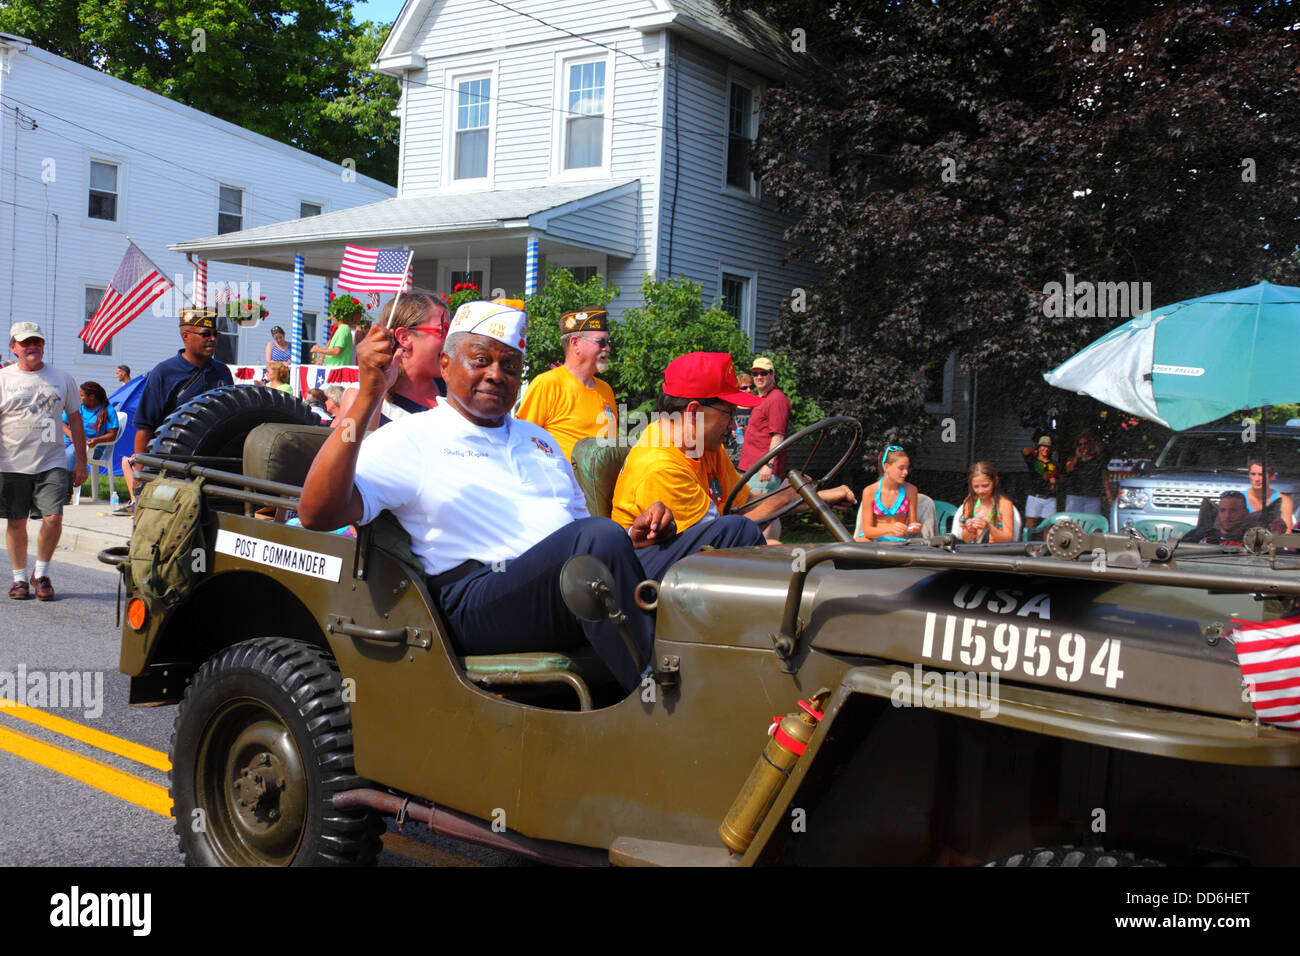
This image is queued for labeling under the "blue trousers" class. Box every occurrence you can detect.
[434,514,765,692]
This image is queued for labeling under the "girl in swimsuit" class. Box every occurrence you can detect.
[856,445,920,542]
[957,461,1017,543]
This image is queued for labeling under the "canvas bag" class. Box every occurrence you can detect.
[125,476,207,606]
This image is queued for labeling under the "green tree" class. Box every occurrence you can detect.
[523,265,621,376]
[611,275,753,414]
[0,0,400,184]
[725,0,1300,461]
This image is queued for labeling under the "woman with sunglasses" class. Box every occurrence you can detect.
[856,445,921,542]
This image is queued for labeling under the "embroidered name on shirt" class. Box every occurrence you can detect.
[443,448,490,458]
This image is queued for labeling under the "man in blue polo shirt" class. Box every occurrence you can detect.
[124,309,232,514]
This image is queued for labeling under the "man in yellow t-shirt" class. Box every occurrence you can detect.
[612,352,857,568]
[516,308,618,461]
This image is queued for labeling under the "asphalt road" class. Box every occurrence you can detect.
[0,551,517,868]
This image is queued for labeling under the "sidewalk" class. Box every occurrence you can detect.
[26,497,132,561]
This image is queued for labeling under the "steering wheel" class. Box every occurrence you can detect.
[722,415,862,523]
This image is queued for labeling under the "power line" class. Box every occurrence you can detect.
[479,0,660,69]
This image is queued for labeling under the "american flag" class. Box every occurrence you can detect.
[79,243,172,353]
[1232,614,1300,728]
[337,245,413,294]
[367,292,381,309]
[214,284,232,306]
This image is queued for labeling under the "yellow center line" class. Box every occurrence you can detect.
[0,723,172,817]
[0,699,170,772]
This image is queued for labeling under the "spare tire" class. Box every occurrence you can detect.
[149,384,320,463]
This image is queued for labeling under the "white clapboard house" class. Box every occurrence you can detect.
[0,34,394,382]
[169,0,816,348]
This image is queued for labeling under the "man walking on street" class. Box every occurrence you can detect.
[516,308,618,461]
[123,309,232,515]
[1,322,86,600]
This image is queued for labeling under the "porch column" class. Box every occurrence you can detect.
[322,278,332,361]
[524,234,540,296]
[291,253,304,365]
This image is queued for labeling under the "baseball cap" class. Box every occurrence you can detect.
[449,300,528,352]
[9,321,45,342]
[1036,435,1053,448]
[663,352,761,408]
[750,355,775,373]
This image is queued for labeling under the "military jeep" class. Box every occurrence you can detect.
[106,385,1300,867]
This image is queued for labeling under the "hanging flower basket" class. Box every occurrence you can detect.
[225,296,269,325]
[327,293,368,325]
[444,282,483,317]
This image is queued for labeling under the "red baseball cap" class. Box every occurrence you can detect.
[662,352,761,407]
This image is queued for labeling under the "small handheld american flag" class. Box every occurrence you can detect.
[337,245,413,294]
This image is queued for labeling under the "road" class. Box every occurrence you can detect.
[0,550,516,867]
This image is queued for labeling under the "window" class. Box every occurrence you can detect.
[218,186,243,234]
[725,82,758,192]
[83,286,109,355]
[563,59,606,170]
[451,269,484,292]
[299,311,317,364]
[454,76,491,180]
[299,202,322,218]
[720,271,755,337]
[923,352,955,412]
[565,266,599,284]
[88,161,118,221]
[214,315,238,365]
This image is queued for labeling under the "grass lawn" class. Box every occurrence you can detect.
[73,474,132,504]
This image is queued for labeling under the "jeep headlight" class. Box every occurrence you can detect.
[1117,488,1149,509]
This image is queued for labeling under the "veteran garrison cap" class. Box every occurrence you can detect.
[179,308,219,331]
[449,300,528,352]
[561,309,607,334]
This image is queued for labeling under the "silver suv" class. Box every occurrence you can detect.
[1110,423,1299,532]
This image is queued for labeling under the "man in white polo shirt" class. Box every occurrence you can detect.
[299,301,687,692]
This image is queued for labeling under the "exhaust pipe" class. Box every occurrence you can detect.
[333,789,607,867]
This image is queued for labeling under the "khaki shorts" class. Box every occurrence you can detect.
[0,468,69,520]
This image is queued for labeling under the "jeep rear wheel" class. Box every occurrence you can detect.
[985,846,1162,867]
[170,637,382,867]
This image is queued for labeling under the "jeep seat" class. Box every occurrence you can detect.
[242,422,332,487]
[364,511,613,711]
[571,437,631,518]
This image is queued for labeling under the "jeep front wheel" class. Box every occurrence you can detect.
[170,637,382,866]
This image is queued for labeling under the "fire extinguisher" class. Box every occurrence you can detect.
[718,688,830,855]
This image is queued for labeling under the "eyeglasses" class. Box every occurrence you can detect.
[184,329,218,339]
[739,385,754,392]
[407,323,449,337]
[580,335,611,349]
[700,400,738,418]
[751,369,771,377]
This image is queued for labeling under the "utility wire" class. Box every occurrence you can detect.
[479,0,660,69]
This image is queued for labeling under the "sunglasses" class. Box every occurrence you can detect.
[581,335,611,349]
[739,385,754,392]
[184,329,218,339]
[751,369,771,376]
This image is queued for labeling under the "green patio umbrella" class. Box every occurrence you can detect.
[1043,280,1300,431]
[1045,280,1300,518]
